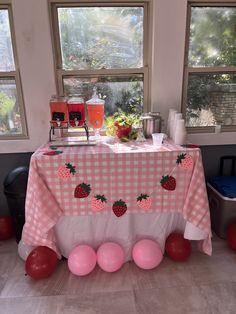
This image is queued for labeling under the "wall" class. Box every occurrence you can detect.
[0,0,56,153]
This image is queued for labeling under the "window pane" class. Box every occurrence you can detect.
[0,9,15,71]
[58,7,143,70]
[186,74,236,127]
[0,78,23,135]
[189,7,236,67]
[63,75,143,116]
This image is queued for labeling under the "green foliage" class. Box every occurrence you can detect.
[187,76,210,111]
[110,109,140,127]
[58,7,143,70]
[188,7,236,111]
[0,92,15,118]
[189,7,236,67]
[58,7,144,116]
[105,116,117,136]
[105,109,140,136]
[187,73,236,113]
[115,81,143,115]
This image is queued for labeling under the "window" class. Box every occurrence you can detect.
[0,4,27,139]
[183,1,236,133]
[49,0,152,117]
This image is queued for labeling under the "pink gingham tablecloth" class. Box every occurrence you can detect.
[22,139,212,257]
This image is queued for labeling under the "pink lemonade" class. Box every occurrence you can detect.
[67,103,85,127]
[87,103,104,129]
[50,97,68,127]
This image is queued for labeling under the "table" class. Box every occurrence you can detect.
[22,138,212,259]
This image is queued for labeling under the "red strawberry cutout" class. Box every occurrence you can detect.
[137,194,152,210]
[112,199,127,217]
[74,183,91,198]
[91,194,107,212]
[176,153,193,169]
[160,175,176,191]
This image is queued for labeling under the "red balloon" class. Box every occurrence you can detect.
[226,223,236,251]
[0,216,14,240]
[25,246,58,279]
[165,232,192,262]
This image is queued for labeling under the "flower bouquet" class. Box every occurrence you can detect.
[105,110,140,142]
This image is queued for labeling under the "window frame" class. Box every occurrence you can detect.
[182,0,236,134]
[48,0,153,114]
[0,3,28,140]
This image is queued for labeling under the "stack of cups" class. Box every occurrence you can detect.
[172,113,183,141]
[174,119,187,145]
[166,109,177,138]
[166,109,187,145]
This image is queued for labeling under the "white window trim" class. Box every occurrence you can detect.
[182,0,236,134]
[0,2,28,140]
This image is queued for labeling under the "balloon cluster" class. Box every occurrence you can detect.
[68,239,164,276]
[68,242,125,276]
[19,232,192,279]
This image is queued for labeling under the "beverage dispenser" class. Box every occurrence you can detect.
[86,87,105,140]
[49,94,89,143]
[67,95,86,127]
[50,96,68,127]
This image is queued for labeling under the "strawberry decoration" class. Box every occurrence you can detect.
[160,175,176,191]
[91,194,107,211]
[176,153,193,169]
[58,163,76,179]
[137,194,152,210]
[43,150,63,156]
[74,182,91,198]
[112,199,127,217]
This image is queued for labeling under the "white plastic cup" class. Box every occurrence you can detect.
[152,133,165,146]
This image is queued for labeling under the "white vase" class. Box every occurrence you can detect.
[174,119,187,145]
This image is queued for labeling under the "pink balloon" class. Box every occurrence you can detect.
[68,245,96,276]
[132,239,163,270]
[97,242,125,272]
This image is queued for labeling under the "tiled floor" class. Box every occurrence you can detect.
[0,236,236,314]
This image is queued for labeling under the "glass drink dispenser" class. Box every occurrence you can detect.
[67,95,85,127]
[86,88,105,140]
[50,96,68,127]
